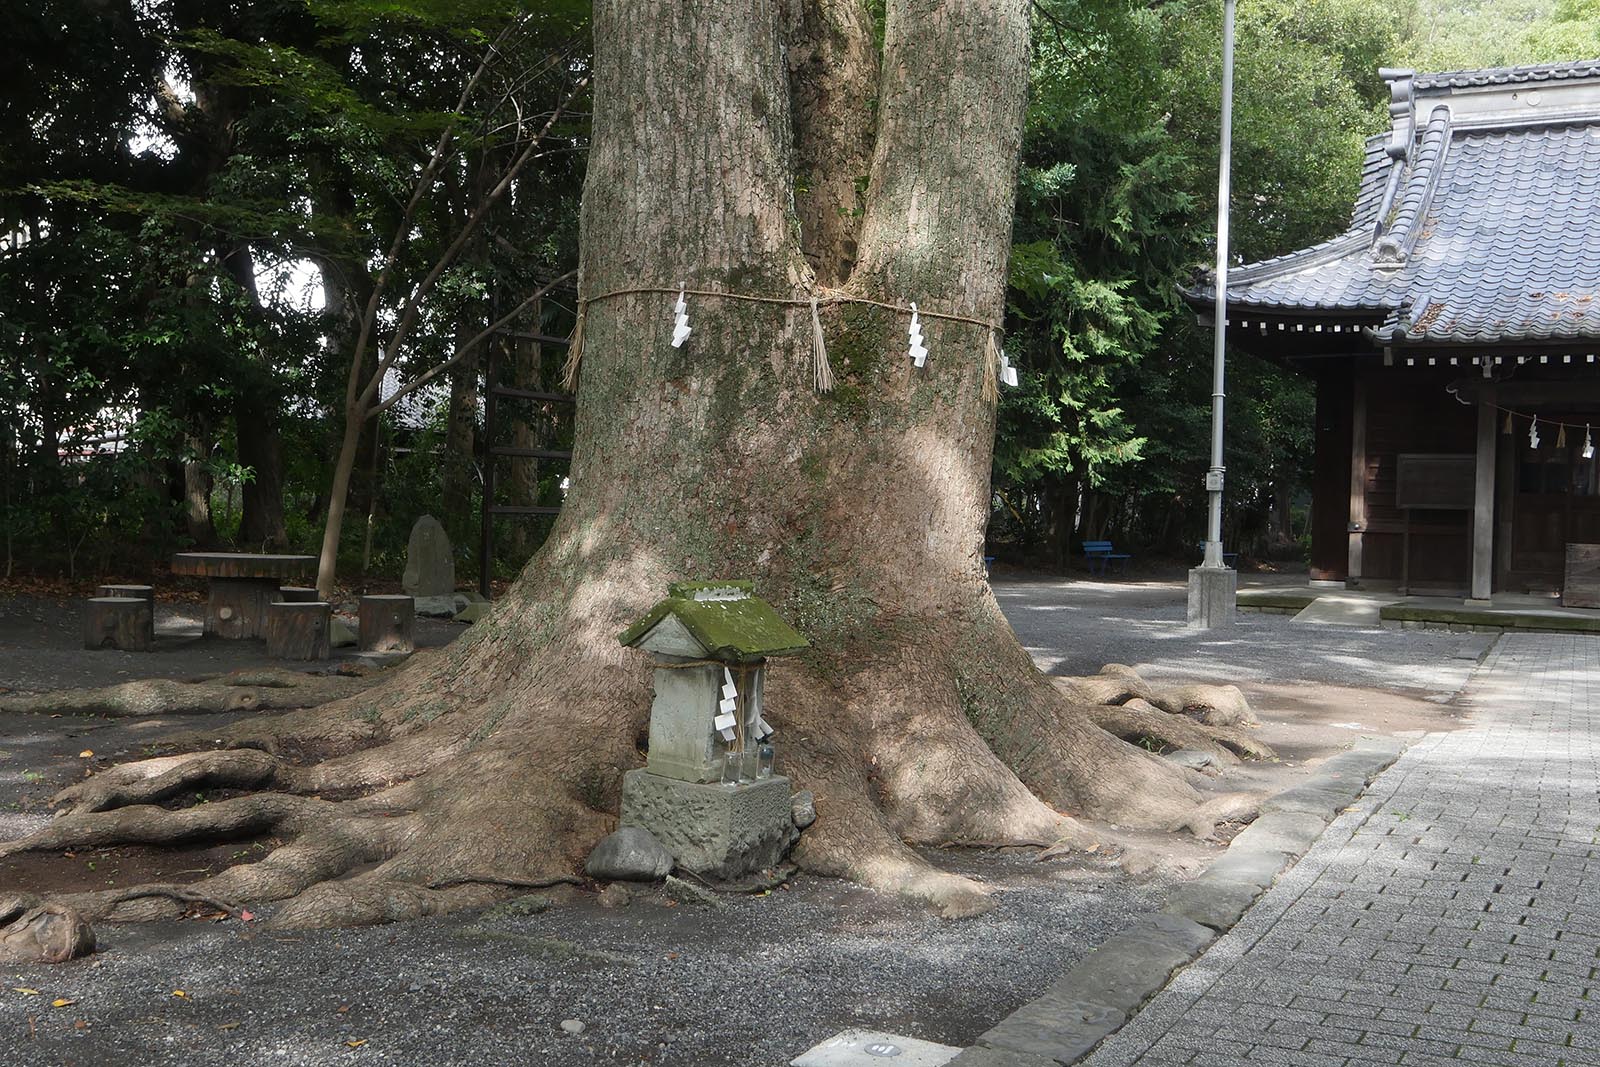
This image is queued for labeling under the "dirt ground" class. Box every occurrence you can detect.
[0,578,1482,1066]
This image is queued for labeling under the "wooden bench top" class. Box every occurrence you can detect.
[171,552,317,579]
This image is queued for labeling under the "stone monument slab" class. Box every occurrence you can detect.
[402,515,455,597]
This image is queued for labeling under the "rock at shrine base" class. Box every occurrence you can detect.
[620,770,795,880]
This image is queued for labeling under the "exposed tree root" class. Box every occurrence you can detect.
[51,749,301,814]
[1169,792,1265,841]
[0,898,95,964]
[1,593,1277,929]
[0,793,328,860]
[1055,664,1258,728]
[0,668,377,717]
[1084,699,1275,764]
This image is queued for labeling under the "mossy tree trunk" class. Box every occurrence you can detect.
[3,0,1209,927]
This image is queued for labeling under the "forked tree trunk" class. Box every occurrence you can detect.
[7,0,1207,929]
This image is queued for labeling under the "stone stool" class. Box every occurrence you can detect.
[264,601,331,661]
[277,586,320,603]
[359,594,415,653]
[84,597,153,652]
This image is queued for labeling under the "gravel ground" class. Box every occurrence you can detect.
[995,575,1478,694]
[0,585,1174,1067]
[0,574,1474,1067]
[0,853,1159,1067]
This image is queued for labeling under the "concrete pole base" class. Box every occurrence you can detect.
[1187,566,1238,629]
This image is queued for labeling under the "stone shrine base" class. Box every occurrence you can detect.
[620,769,795,879]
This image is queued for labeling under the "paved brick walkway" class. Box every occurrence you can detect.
[1085,633,1600,1067]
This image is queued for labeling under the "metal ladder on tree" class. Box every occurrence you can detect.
[478,296,575,596]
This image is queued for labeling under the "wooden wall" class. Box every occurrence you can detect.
[1349,367,1476,591]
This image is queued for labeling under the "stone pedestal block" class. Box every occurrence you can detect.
[620,769,794,879]
[1186,566,1237,629]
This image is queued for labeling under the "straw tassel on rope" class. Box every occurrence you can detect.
[559,301,586,392]
[982,328,1000,403]
[810,295,835,394]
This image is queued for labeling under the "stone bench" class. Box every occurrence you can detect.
[84,597,153,652]
[264,601,331,661]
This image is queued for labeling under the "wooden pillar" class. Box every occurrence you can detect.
[264,601,332,660]
[1309,364,1353,582]
[1470,386,1496,603]
[1347,374,1367,584]
[358,594,415,653]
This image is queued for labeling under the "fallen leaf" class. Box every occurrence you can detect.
[345,1039,368,1048]
[172,990,189,998]
[239,909,255,923]
[73,1020,88,1030]
[12,988,41,996]
[218,1022,241,1031]
[79,750,94,758]
[337,1005,350,1014]
[51,998,77,1008]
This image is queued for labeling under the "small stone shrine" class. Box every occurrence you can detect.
[617,580,808,878]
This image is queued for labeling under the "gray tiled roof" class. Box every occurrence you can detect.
[1414,58,1600,91]
[1189,65,1600,346]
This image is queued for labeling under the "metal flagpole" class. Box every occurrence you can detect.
[1189,0,1238,627]
[1204,0,1235,569]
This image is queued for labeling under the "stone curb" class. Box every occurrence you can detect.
[950,736,1406,1067]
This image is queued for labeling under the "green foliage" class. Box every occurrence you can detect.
[996,0,1598,566]
[0,0,587,578]
[1399,0,1599,69]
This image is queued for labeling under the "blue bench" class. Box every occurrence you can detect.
[1083,540,1132,576]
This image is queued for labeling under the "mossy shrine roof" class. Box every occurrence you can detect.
[618,581,809,662]
[1185,59,1600,347]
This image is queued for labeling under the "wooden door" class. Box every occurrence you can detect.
[1507,422,1600,591]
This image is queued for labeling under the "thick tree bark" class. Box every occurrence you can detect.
[441,323,480,522]
[236,394,288,550]
[1046,473,1079,571]
[505,328,543,558]
[179,436,218,548]
[220,243,290,550]
[6,0,1219,928]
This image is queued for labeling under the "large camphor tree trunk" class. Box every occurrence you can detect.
[1,0,1230,928]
